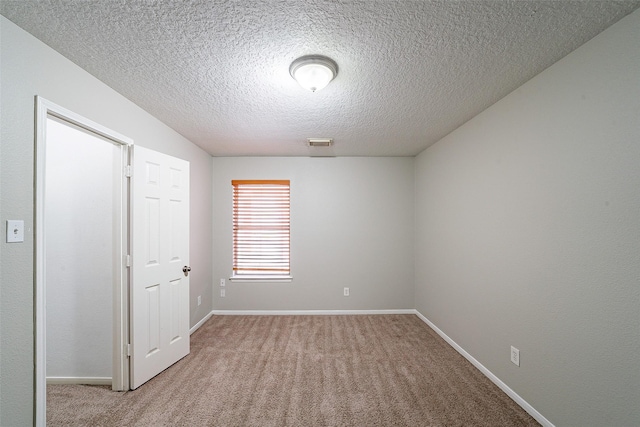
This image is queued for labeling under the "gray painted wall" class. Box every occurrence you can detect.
[414,9,640,427]
[0,16,213,425]
[212,157,415,311]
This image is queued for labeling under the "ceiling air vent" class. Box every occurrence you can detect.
[307,138,333,147]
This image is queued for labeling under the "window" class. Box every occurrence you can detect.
[232,180,291,280]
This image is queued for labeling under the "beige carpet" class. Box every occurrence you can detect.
[47,315,540,426]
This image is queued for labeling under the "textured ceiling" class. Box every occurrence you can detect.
[2,1,639,157]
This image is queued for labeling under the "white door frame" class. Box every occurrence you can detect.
[34,96,133,425]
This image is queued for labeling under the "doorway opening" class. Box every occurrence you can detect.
[35,97,132,426]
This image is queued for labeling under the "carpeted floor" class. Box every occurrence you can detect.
[47,315,540,426]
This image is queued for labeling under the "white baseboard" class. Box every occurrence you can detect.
[211,309,416,316]
[47,377,111,386]
[413,310,554,427]
[190,310,215,334]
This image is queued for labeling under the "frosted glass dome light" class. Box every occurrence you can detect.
[290,55,338,92]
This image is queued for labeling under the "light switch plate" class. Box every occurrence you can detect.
[6,220,24,243]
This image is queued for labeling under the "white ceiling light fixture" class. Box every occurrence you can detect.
[290,55,338,92]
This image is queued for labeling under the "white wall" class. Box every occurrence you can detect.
[414,9,640,427]
[213,157,415,311]
[0,16,213,425]
[45,118,118,379]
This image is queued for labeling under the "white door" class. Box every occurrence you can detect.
[131,146,190,389]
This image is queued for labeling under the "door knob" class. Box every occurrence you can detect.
[183,266,191,276]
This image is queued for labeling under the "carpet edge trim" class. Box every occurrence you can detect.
[414,310,555,427]
[47,377,111,385]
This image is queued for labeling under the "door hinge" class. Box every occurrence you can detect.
[125,165,132,178]
[126,343,131,357]
[125,254,131,267]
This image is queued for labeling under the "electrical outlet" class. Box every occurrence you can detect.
[220,278,225,287]
[220,289,226,298]
[511,346,520,366]
[343,287,350,297]
[197,296,201,306]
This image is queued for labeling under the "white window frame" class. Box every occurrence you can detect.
[230,180,292,282]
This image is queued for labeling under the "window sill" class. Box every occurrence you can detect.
[229,276,293,283]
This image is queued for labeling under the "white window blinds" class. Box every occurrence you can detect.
[232,180,290,277]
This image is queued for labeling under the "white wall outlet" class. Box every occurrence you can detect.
[6,220,24,243]
[511,346,520,366]
[197,295,202,306]
[220,278,225,287]
[220,289,226,298]
[343,287,350,297]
